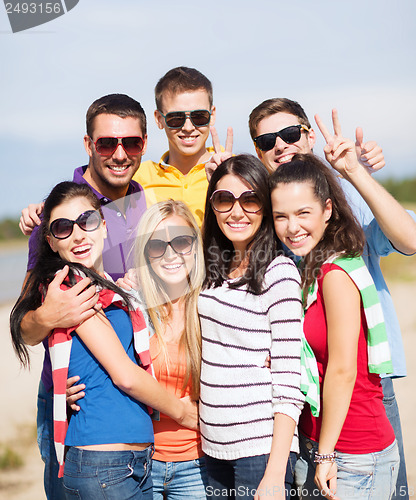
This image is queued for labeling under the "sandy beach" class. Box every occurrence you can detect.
[0,281,415,499]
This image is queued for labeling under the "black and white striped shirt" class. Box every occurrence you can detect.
[198,255,304,460]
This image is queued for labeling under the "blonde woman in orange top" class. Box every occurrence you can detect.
[134,200,207,499]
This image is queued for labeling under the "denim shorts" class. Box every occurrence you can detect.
[63,446,154,499]
[152,456,208,499]
[295,434,400,499]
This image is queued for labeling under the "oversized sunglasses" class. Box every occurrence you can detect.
[253,124,310,152]
[145,235,196,259]
[210,190,262,214]
[49,210,102,240]
[92,136,145,156]
[159,109,212,129]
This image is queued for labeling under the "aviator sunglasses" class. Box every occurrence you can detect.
[91,136,145,156]
[49,210,102,240]
[253,124,310,152]
[159,109,212,129]
[210,190,262,214]
[145,235,196,259]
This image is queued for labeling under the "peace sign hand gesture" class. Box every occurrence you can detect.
[316,109,385,178]
[205,126,233,182]
[315,109,361,179]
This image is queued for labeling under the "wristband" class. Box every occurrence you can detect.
[314,451,337,464]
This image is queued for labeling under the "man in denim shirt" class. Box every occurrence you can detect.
[248,98,416,500]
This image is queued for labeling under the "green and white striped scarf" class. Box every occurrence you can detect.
[300,332,320,416]
[306,254,393,375]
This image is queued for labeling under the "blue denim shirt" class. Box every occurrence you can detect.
[340,178,416,378]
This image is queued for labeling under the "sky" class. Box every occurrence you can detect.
[1,0,415,219]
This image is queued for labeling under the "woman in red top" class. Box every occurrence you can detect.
[270,150,399,500]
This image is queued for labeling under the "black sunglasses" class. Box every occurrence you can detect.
[49,210,102,240]
[210,190,262,214]
[253,124,310,152]
[92,136,145,156]
[145,235,196,259]
[159,109,212,129]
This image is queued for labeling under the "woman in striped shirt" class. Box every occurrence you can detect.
[199,154,305,500]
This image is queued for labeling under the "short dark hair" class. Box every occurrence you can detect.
[249,98,311,140]
[269,153,365,301]
[155,67,213,111]
[86,94,147,138]
[203,154,281,294]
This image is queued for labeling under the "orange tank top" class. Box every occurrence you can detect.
[149,334,202,462]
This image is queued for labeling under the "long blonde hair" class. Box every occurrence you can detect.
[134,200,204,400]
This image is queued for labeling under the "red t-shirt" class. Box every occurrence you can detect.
[299,263,395,454]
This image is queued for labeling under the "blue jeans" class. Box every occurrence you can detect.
[205,452,297,499]
[37,380,65,499]
[295,435,399,499]
[152,456,208,499]
[63,446,153,499]
[382,377,409,500]
[285,452,299,499]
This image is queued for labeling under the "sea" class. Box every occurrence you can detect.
[0,243,28,304]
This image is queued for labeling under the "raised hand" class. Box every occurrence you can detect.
[355,127,385,174]
[205,126,233,181]
[315,109,361,178]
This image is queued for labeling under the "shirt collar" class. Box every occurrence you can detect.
[158,146,216,171]
[72,165,144,205]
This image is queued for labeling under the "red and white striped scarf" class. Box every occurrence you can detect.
[47,271,153,478]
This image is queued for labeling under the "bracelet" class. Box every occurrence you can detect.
[314,451,337,464]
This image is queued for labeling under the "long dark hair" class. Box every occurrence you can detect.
[202,154,281,294]
[269,153,365,300]
[10,181,133,367]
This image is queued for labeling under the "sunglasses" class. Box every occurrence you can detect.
[145,235,196,259]
[92,136,145,156]
[253,124,310,152]
[159,109,212,129]
[210,190,262,214]
[49,210,102,240]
